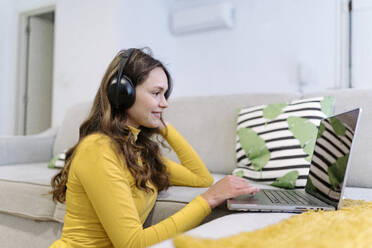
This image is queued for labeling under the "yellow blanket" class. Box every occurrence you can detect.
[173,199,372,248]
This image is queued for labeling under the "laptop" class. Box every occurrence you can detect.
[227,108,362,213]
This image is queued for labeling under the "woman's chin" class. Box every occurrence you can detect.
[141,121,161,129]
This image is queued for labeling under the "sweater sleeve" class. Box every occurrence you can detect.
[74,136,211,248]
[160,124,214,187]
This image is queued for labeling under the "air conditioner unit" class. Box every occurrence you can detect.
[169,1,235,35]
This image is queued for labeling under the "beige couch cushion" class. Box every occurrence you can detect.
[0,212,63,248]
[162,93,301,174]
[53,102,91,156]
[304,89,372,188]
[0,163,65,223]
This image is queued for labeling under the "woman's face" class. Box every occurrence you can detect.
[125,67,169,129]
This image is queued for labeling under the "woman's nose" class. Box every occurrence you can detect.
[160,95,168,108]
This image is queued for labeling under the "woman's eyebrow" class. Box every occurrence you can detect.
[153,85,168,91]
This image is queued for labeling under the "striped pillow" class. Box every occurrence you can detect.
[232,96,334,189]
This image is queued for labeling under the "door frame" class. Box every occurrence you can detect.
[15,5,55,135]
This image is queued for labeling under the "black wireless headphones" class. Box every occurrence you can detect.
[108,48,136,110]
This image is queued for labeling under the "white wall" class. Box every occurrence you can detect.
[351,0,372,88]
[0,0,119,134]
[52,0,118,126]
[118,0,347,98]
[0,0,56,135]
[0,0,17,135]
[0,0,349,134]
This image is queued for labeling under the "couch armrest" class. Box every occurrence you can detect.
[0,127,58,165]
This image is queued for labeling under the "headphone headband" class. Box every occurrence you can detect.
[108,48,136,110]
[116,49,135,88]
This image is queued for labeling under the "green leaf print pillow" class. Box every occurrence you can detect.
[232,96,335,189]
[48,152,66,169]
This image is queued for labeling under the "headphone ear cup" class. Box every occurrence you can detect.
[108,48,136,110]
[119,75,136,109]
[108,76,136,110]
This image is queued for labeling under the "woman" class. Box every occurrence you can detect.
[50,48,258,248]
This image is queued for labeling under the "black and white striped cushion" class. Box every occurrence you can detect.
[233,96,334,188]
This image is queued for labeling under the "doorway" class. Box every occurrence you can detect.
[16,7,55,135]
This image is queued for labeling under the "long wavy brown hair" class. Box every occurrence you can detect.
[51,48,172,203]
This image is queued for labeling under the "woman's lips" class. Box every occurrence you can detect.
[152,112,161,118]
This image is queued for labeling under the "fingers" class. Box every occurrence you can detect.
[231,185,259,198]
[236,185,259,196]
[224,175,259,198]
[201,175,260,209]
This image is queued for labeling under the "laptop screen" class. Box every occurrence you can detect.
[305,109,360,208]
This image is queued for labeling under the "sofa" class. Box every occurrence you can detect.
[1,88,372,248]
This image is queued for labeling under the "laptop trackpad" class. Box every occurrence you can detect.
[232,191,272,204]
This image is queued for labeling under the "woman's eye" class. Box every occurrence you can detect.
[153,92,160,96]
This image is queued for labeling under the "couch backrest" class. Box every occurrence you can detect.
[53,102,92,156]
[54,89,372,188]
[54,93,300,171]
[162,92,301,174]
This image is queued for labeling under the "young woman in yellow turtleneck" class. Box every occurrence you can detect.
[50,48,258,248]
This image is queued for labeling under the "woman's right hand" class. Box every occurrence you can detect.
[200,175,259,209]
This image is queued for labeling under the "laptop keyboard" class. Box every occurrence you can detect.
[263,189,310,205]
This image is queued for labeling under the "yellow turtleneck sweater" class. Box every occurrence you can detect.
[50,124,213,248]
